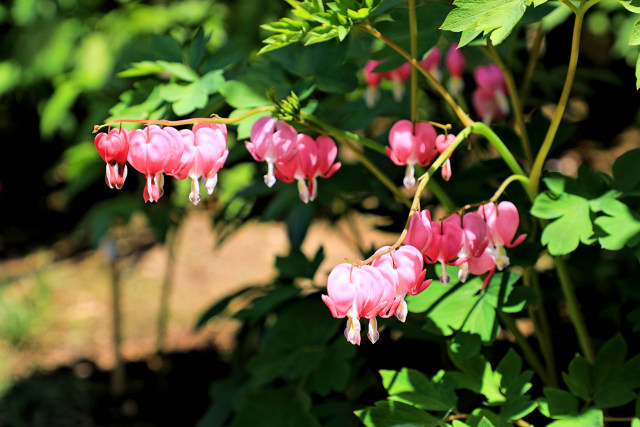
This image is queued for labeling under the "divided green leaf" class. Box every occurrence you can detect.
[442,0,537,47]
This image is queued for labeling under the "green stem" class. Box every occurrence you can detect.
[94,106,276,133]
[497,310,553,386]
[485,43,533,168]
[520,23,544,109]
[338,136,412,208]
[300,112,387,155]
[408,0,418,123]
[356,23,474,127]
[558,0,579,14]
[583,0,602,11]
[490,174,530,202]
[556,256,596,363]
[528,6,584,195]
[524,267,558,387]
[471,123,529,194]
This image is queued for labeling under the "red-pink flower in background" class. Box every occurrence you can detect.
[386,120,438,188]
[421,46,442,82]
[473,64,509,123]
[445,43,465,96]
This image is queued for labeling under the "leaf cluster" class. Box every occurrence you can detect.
[531,149,640,257]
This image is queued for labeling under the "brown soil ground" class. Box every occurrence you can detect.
[0,212,396,384]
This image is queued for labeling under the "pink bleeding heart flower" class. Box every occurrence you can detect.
[322,263,395,345]
[435,134,456,181]
[445,43,465,96]
[175,125,229,205]
[95,128,129,190]
[372,245,430,323]
[193,122,228,140]
[473,64,509,123]
[424,215,464,285]
[275,134,318,203]
[404,209,433,254]
[246,117,297,188]
[275,135,340,203]
[387,120,438,188]
[308,136,341,202]
[127,126,184,203]
[420,46,442,82]
[448,212,489,283]
[478,201,527,271]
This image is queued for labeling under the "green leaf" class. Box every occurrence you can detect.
[159,70,225,116]
[619,0,640,13]
[531,192,593,255]
[193,286,261,330]
[233,286,301,325]
[408,272,519,343]
[547,408,603,427]
[630,19,640,45]
[448,354,504,403]
[592,334,637,408]
[613,148,640,193]
[637,53,640,89]
[441,0,530,46]
[501,286,537,313]
[562,354,593,401]
[373,3,449,66]
[356,400,441,427]
[220,80,271,109]
[230,388,320,427]
[380,368,457,412]
[543,388,579,418]
[449,331,482,359]
[593,198,640,251]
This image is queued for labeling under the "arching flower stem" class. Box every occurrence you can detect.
[93,106,276,133]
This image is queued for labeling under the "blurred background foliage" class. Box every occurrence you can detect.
[1,0,640,425]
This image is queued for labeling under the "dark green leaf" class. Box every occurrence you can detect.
[613,148,640,193]
[233,286,301,325]
[356,400,441,427]
[380,368,457,411]
[449,331,482,359]
[543,388,579,418]
[562,354,593,401]
[194,286,261,330]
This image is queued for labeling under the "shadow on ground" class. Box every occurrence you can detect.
[0,348,227,427]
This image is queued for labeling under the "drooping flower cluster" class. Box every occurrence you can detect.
[322,245,430,345]
[246,117,341,203]
[386,119,457,187]
[94,123,228,204]
[363,45,469,107]
[406,201,526,287]
[473,64,509,124]
[323,201,525,345]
